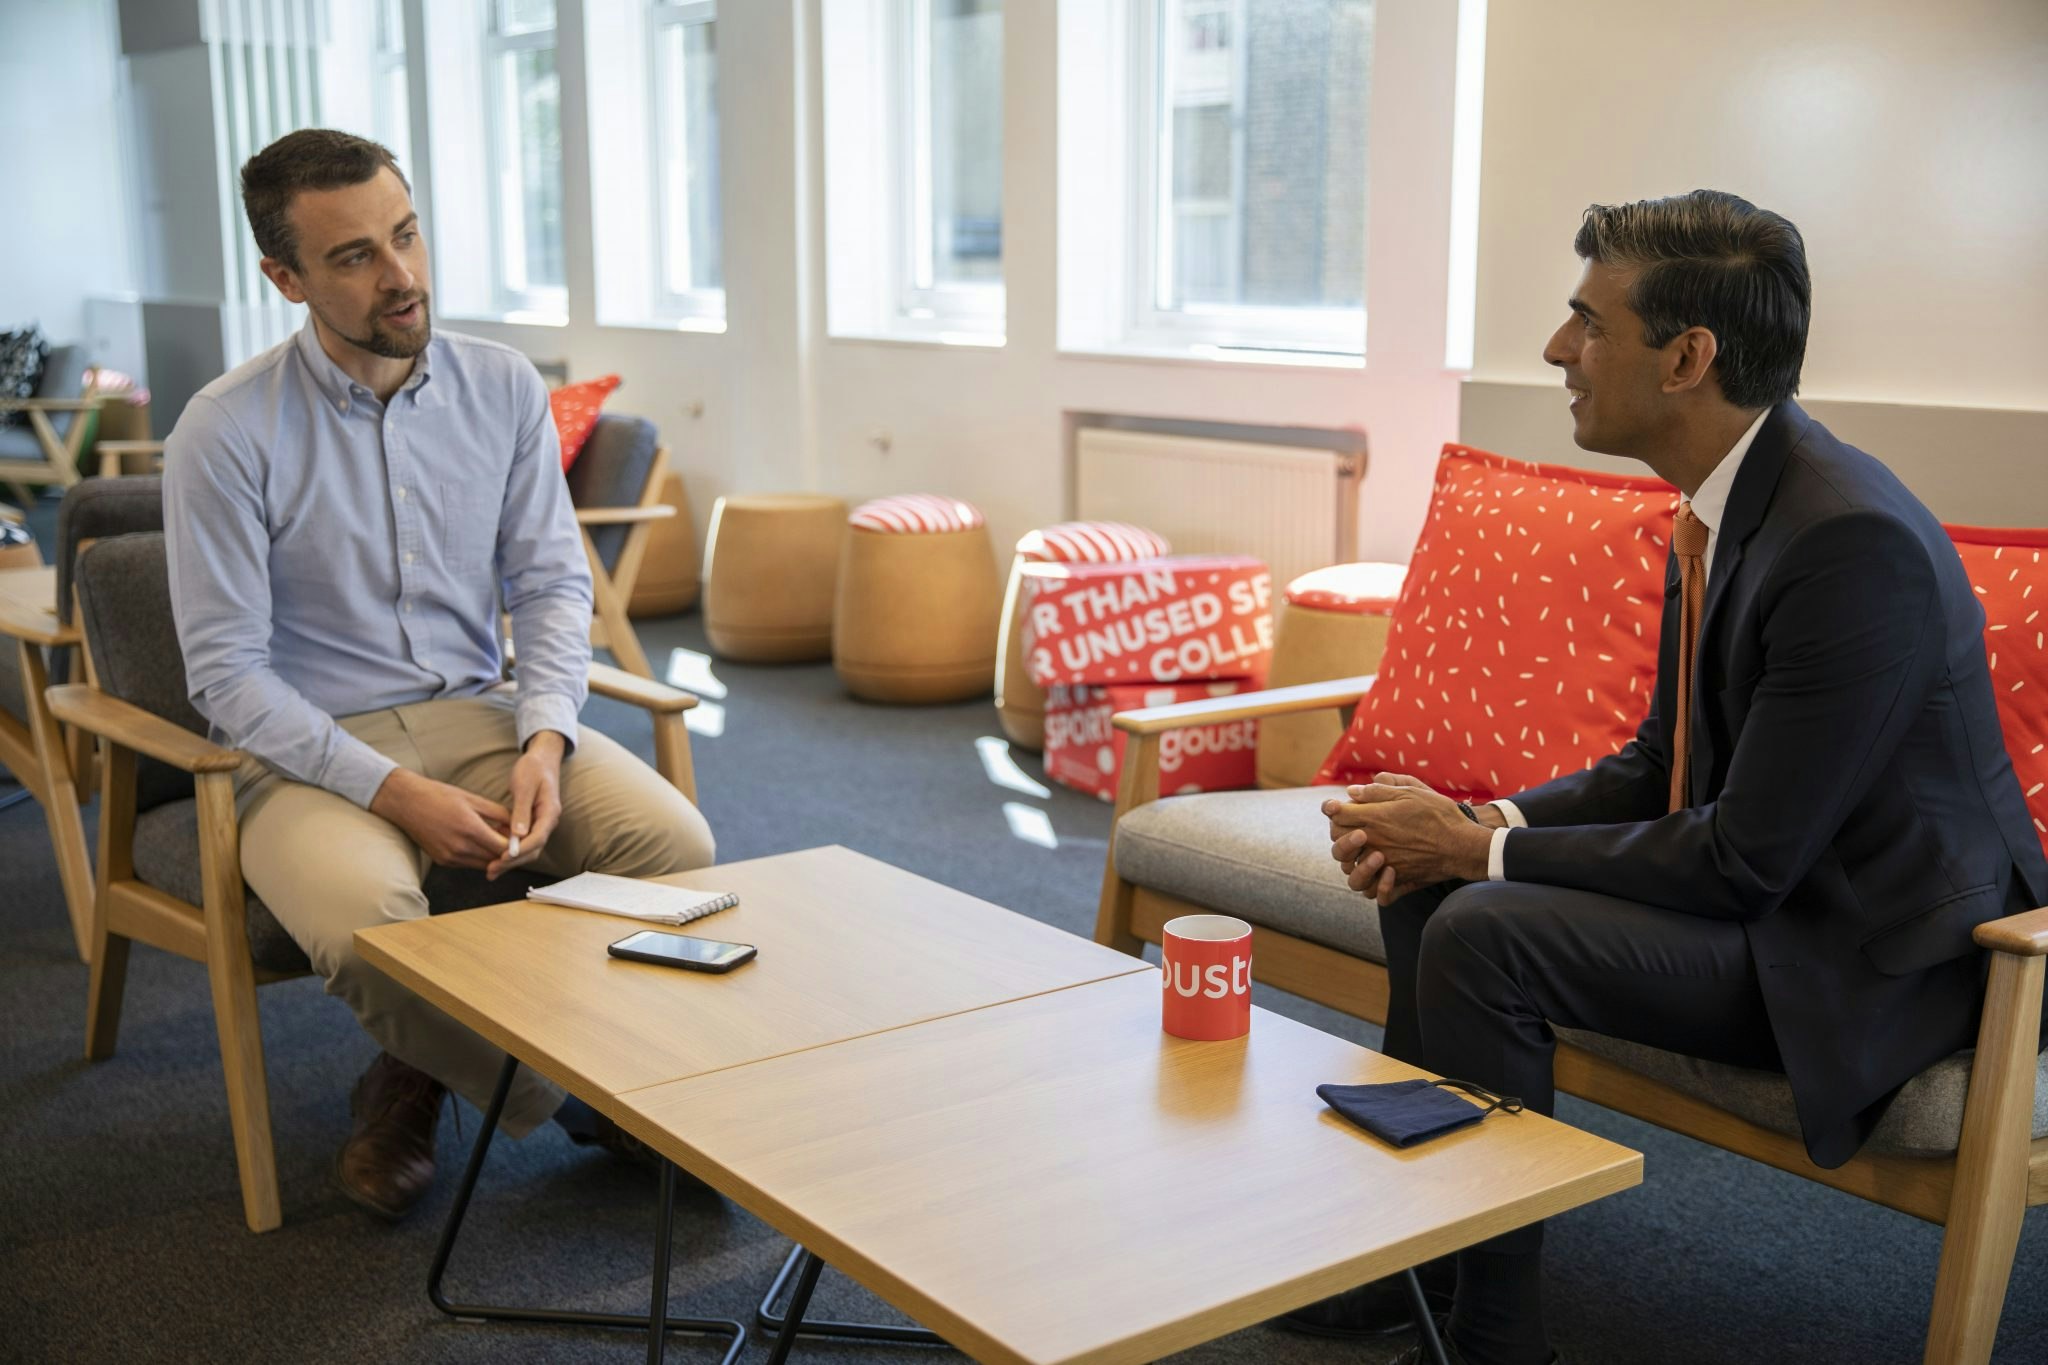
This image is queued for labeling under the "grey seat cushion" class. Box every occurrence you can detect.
[565,414,658,574]
[0,635,26,727]
[1115,786,2045,1159]
[132,799,553,976]
[1114,786,1384,961]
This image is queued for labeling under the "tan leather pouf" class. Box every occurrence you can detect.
[702,493,847,661]
[627,471,700,617]
[995,520,1171,750]
[834,494,1003,704]
[1257,561,1407,789]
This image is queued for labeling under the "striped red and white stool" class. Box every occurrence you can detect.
[1259,560,1408,788]
[833,494,1004,703]
[996,520,1172,749]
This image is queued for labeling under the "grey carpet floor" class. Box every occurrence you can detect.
[3,587,2047,1362]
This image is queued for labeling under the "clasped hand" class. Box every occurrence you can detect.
[369,732,566,880]
[1324,772,1494,904]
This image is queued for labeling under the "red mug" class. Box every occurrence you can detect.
[1161,914,1254,1040]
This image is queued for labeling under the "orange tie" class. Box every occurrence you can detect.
[1669,503,1709,812]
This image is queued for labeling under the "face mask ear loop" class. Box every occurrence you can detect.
[1429,1077,1526,1116]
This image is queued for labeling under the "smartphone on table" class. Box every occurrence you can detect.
[608,930,757,973]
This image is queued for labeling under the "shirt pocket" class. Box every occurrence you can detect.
[438,483,498,573]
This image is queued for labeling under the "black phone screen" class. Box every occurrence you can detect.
[609,930,757,972]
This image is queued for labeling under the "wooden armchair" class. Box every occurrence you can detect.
[0,477,168,960]
[567,415,676,679]
[0,345,99,502]
[52,531,701,1232]
[1095,676,2048,1364]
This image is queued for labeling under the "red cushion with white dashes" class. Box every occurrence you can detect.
[1286,561,1408,614]
[549,374,620,472]
[1946,525,2048,859]
[849,494,987,534]
[1313,445,1677,803]
[1017,521,1171,564]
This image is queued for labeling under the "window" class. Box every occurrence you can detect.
[373,0,413,176]
[484,0,566,317]
[651,2,723,313]
[1060,0,1372,361]
[586,0,725,329]
[823,0,1005,345]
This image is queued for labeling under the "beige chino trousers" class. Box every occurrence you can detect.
[235,686,715,1136]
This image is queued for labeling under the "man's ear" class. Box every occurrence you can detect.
[258,256,307,305]
[1661,325,1720,396]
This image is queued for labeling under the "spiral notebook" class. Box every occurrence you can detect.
[528,872,739,926]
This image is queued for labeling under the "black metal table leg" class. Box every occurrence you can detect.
[755,1242,951,1347]
[427,1054,747,1364]
[765,1249,825,1365]
[1402,1267,1451,1365]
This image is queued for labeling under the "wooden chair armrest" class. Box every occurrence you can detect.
[0,598,77,647]
[587,662,699,714]
[1975,905,2048,956]
[575,505,677,526]
[45,685,243,773]
[1112,675,1375,736]
[0,396,102,413]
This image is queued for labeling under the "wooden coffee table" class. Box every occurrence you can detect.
[354,846,1153,1361]
[616,970,1644,1365]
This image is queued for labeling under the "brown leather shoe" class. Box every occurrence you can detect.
[336,1052,446,1220]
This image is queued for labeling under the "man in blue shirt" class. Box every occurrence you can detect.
[164,129,715,1220]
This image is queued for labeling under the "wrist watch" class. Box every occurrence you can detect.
[1455,801,1482,825]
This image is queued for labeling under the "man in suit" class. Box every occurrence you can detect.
[1290,190,2047,1365]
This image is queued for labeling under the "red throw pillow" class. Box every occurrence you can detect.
[1946,525,2048,859]
[549,374,621,471]
[1314,445,1677,803]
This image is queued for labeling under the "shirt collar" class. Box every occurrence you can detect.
[293,316,435,413]
[1685,406,1771,534]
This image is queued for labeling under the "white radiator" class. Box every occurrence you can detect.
[1073,427,1362,588]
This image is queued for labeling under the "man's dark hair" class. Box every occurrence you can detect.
[240,128,409,271]
[1574,190,1809,410]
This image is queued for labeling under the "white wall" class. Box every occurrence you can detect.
[1470,0,2048,412]
[0,0,133,345]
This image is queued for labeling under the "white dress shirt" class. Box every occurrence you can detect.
[1484,408,1772,879]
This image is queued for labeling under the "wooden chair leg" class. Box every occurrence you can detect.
[20,640,94,960]
[1923,951,2043,1363]
[583,527,655,678]
[195,772,281,1232]
[84,740,136,1059]
[84,931,130,1060]
[1093,733,1160,957]
[651,711,698,805]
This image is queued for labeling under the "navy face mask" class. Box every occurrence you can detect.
[1316,1078,1524,1148]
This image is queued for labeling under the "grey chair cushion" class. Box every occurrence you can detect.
[1114,786,1385,961]
[1555,1028,2048,1158]
[0,428,43,460]
[34,345,89,442]
[1114,785,2046,1159]
[73,533,200,812]
[52,476,162,685]
[565,414,658,574]
[133,798,552,976]
[0,635,26,727]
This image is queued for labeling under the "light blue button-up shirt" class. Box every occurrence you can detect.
[163,321,592,809]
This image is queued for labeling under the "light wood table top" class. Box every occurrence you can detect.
[616,971,1643,1365]
[0,566,63,644]
[354,845,1151,1116]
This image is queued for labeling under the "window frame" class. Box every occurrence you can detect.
[482,0,568,320]
[1121,0,1367,358]
[886,0,1004,339]
[644,0,725,326]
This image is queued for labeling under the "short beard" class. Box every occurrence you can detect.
[335,293,433,360]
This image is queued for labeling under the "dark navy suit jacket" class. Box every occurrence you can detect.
[1503,401,2047,1168]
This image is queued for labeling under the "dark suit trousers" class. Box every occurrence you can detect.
[1380,879,1786,1261]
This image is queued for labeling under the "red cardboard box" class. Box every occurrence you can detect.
[1043,681,1259,801]
[1020,555,1275,687]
